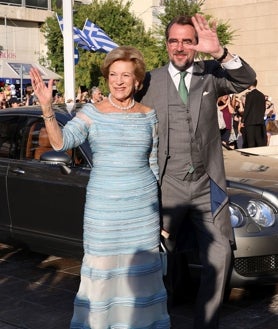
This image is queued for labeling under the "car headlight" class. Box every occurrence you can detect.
[229,205,244,228]
[247,200,275,227]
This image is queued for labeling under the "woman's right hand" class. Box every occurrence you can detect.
[30,67,53,112]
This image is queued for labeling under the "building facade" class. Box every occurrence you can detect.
[0,2,52,63]
[202,0,278,110]
[122,0,164,31]
[127,0,278,105]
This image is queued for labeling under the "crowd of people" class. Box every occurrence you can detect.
[0,83,40,108]
[0,84,21,108]
[217,83,277,148]
[2,81,276,149]
[0,82,105,109]
[2,74,276,150]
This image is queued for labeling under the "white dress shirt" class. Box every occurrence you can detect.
[168,54,242,92]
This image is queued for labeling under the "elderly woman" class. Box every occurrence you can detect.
[30,46,170,329]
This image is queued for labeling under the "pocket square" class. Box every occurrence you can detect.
[203,91,209,96]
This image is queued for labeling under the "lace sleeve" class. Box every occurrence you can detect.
[59,110,93,151]
[149,121,159,180]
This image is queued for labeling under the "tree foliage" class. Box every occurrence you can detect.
[156,0,235,62]
[157,0,205,33]
[42,0,236,95]
[43,0,162,94]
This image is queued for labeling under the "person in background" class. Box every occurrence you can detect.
[53,92,65,104]
[266,117,278,145]
[9,97,20,108]
[80,90,89,103]
[76,86,89,103]
[30,45,170,329]
[0,91,8,109]
[88,86,103,104]
[217,95,235,149]
[137,13,256,329]
[265,95,276,122]
[241,80,267,148]
[25,85,35,105]
[231,94,245,148]
[265,95,277,146]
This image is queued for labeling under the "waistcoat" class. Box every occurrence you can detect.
[165,75,205,181]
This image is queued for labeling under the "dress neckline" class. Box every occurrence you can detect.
[89,103,155,116]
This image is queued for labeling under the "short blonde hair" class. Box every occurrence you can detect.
[101,46,146,91]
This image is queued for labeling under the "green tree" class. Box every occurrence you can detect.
[157,0,204,33]
[156,0,235,63]
[42,0,162,95]
[42,0,235,95]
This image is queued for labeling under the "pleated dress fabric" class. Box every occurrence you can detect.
[59,104,170,329]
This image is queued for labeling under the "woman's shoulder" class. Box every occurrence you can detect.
[135,104,157,123]
[78,102,101,115]
[136,102,154,114]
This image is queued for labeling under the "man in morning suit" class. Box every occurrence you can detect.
[136,14,256,329]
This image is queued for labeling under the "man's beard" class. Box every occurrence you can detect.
[171,52,193,71]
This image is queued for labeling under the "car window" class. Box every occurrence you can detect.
[25,121,51,160]
[0,116,26,159]
[0,115,90,168]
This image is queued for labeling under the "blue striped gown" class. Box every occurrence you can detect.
[59,104,170,329]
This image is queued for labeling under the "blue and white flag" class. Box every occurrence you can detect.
[73,26,96,51]
[56,14,93,51]
[82,19,118,53]
[56,14,118,53]
[56,14,64,33]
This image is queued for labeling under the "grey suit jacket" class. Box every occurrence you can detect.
[137,59,256,239]
[138,59,255,185]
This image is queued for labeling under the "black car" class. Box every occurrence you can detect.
[0,106,277,287]
[0,106,89,259]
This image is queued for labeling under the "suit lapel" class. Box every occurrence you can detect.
[188,62,206,134]
[154,65,169,119]
[154,65,170,149]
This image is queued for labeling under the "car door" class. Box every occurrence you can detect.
[0,117,15,237]
[0,158,9,236]
[4,114,91,258]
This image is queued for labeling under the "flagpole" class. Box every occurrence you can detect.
[63,1,75,110]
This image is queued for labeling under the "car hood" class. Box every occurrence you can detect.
[224,146,278,193]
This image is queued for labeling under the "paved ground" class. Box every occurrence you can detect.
[0,243,278,329]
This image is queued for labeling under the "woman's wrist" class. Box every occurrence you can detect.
[41,104,53,117]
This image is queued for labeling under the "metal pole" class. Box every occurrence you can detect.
[5,15,8,51]
[20,64,23,102]
[62,1,75,110]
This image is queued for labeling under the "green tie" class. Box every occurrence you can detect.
[178,71,188,104]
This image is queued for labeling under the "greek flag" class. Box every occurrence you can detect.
[73,26,96,51]
[56,15,118,53]
[56,14,91,51]
[82,19,118,53]
[56,14,64,33]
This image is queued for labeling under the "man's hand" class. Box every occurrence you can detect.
[186,14,221,56]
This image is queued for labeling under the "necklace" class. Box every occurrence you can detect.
[108,93,135,111]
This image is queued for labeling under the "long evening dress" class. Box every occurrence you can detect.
[58,103,170,329]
